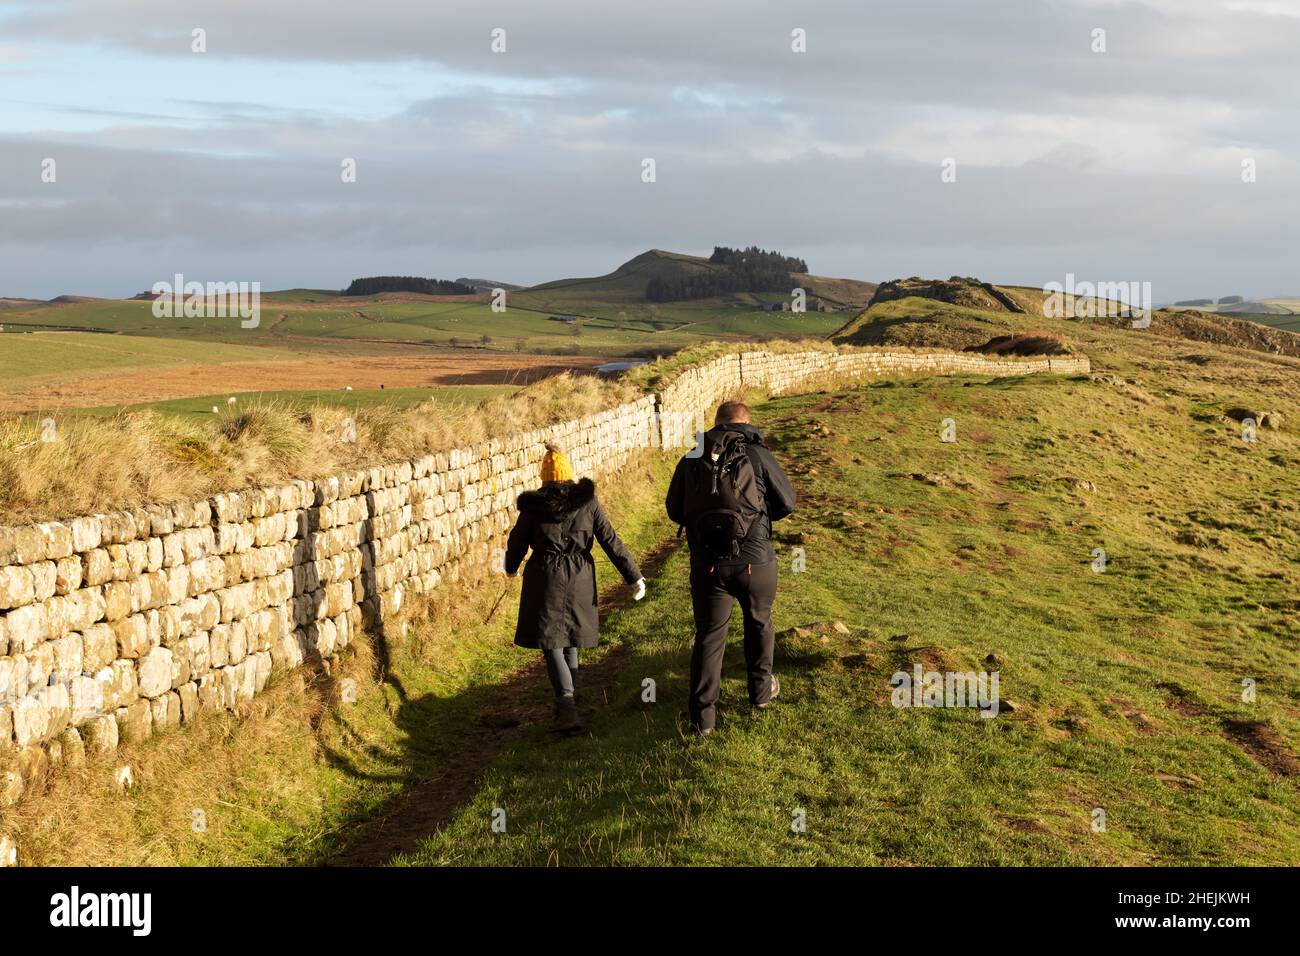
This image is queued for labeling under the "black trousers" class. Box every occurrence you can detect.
[542,646,579,698]
[688,559,778,731]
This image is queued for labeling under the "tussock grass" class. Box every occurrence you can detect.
[0,372,633,524]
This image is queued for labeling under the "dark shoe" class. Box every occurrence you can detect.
[553,696,581,733]
[755,675,781,709]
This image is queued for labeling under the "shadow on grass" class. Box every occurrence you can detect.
[319,537,684,866]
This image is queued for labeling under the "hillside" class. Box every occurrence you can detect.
[525,249,724,303]
[835,276,1300,359]
[519,249,877,312]
[1166,298,1300,337]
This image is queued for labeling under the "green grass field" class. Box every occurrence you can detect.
[0,290,845,367]
[0,330,308,383]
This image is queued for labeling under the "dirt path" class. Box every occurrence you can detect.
[325,535,682,866]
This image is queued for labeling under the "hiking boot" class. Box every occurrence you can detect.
[553,696,581,733]
[755,675,781,709]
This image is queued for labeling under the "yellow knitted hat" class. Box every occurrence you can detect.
[540,444,574,483]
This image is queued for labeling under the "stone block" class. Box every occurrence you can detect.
[112,614,151,660]
[0,565,34,610]
[177,681,199,724]
[68,516,102,554]
[54,555,83,595]
[136,647,174,699]
[12,693,48,747]
[82,713,119,754]
[115,698,152,743]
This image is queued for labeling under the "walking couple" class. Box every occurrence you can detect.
[504,401,796,735]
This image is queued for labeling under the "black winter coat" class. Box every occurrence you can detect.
[665,423,797,567]
[504,478,642,649]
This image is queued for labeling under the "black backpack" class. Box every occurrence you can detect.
[681,430,765,560]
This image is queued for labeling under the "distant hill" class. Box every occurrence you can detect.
[1170,297,1298,317]
[0,295,100,309]
[524,249,876,310]
[833,275,1300,359]
[790,272,879,310]
[646,246,808,302]
[0,297,46,310]
[456,277,525,294]
[2,250,877,314]
[1164,296,1300,335]
[526,249,727,303]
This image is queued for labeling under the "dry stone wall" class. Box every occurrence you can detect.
[0,347,1086,802]
[739,349,1091,396]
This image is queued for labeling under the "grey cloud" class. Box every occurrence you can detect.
[0,0,1295,299]
[2,123,1294,294]
[8,0,1300,113]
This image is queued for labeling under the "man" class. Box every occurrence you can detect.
[665,400,797,736]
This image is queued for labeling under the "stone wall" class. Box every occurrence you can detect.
[0,347,1087,803]
[739,348,1091,396]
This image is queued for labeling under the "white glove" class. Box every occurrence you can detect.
[632,578,647,601]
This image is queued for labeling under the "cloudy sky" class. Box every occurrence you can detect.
[0,0,1296,300]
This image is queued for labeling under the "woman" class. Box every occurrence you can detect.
[504,443,645,732]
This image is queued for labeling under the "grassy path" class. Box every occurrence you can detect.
[326,537,684,865]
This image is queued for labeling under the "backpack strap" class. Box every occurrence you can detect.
[741,443,768,517]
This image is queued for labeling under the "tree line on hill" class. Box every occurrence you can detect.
[1174,295,1244,307]
[645,247,809,302]
[342,276,476,296]
[707,246,808,272]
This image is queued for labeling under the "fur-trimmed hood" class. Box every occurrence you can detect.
[517,477,596,520]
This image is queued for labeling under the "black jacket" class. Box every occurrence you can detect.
[505,478,641,649]
[665,423,796,566]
